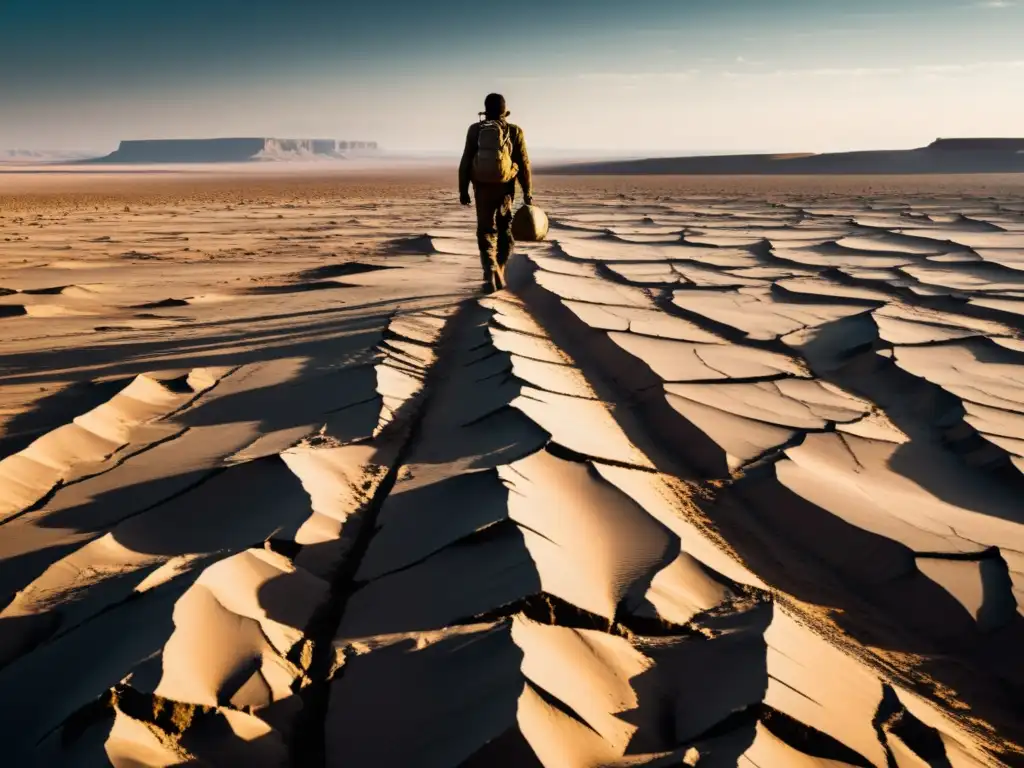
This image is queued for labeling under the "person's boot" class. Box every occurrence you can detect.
[480,257,499,293]
[480,273,494,294]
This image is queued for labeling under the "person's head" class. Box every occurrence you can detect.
[483,93,509,120]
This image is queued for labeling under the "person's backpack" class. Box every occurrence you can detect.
[472,120,517,184]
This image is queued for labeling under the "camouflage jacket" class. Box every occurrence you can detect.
[459,120,532,198]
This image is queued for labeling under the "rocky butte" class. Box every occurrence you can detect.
[87,138,380,163]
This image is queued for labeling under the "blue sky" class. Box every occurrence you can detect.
[2,0,1022,152]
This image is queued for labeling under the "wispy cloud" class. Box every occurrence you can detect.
[720,59,1024,80]
[574,70,702,82]
[915,59,1024,72]
[974,0,1015,7]
[495,70,702,85]
[499,59,1024,87]
[722,66,901,79]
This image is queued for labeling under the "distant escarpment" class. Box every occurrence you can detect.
[542,138,1024,175]
[928,137,1024,152]
[88,138,379,164]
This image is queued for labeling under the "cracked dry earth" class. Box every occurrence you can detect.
[2,181,1024,767]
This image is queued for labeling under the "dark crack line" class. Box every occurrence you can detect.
[323,395,381,415]
[767,674,823,707]
[288,300,476,768]
[0,461,228,620]
[545,440,662,474]
[0,425,193,529]
[162,365,243,420]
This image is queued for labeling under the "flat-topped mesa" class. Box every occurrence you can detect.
[928,138,1024,152]
[542,137,1024,175]
[89,137,380,163]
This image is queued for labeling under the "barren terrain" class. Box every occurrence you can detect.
[2,169,1024,767]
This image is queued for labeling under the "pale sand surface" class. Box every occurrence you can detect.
[2,169,1024,766]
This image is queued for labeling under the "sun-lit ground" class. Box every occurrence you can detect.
[1,168,1023,767]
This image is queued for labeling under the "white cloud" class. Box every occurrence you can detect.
[501,60,1024,88]
[493,70,702,86]
[720,59,1024,80]
[574,70,702,82]
[975,0,1015,7]
[722,66,902,79]
[915,59,1024,73]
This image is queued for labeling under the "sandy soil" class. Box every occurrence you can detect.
[2,168,1024,767]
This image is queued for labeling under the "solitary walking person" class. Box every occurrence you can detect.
[459,93,533,292]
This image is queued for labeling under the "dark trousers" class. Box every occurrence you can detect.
[474,182,515,291]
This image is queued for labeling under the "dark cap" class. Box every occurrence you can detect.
[482,93,509,119]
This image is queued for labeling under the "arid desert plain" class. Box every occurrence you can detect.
[2,168,1024,767]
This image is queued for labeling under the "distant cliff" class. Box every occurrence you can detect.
[928,138,1024,152]
[541,138,1024,176]
[88,138,379,164]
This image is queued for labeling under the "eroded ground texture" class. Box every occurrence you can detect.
[1,177,1024,767]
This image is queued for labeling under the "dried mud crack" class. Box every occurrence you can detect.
[2,182,1024,767]
[289,300,475,768]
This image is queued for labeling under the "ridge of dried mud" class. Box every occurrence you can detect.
[1,173,1024,767]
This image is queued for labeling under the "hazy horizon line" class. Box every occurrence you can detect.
[2,139,993,159]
